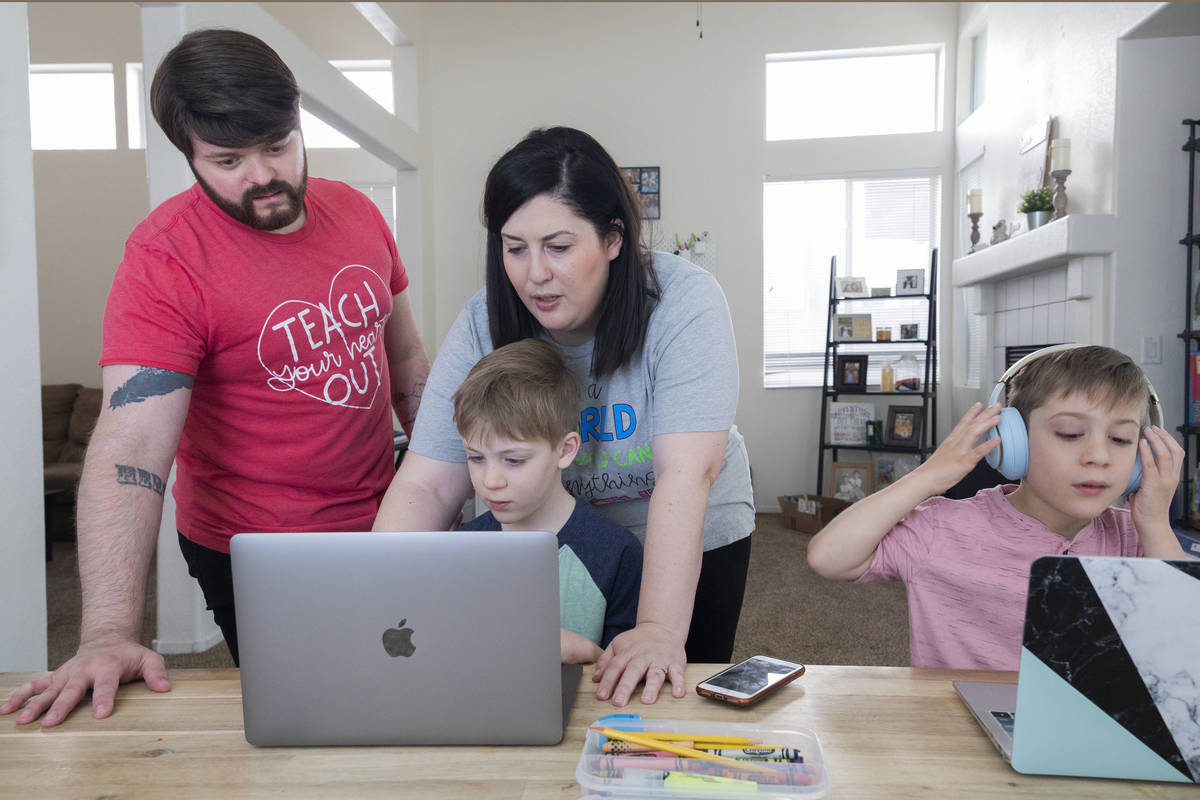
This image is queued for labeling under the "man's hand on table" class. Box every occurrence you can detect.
[0,639,170,726]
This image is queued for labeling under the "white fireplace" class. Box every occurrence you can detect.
[952,214,1116,388]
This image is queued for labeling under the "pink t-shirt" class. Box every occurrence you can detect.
[857,485,1143,670]
[101,179,407,553]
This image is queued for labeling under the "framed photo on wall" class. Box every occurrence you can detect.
[884,405,924,448]
[620,165,661,220]
[895,269,925,296]
[833,354,868,391]
[831,461,872,502]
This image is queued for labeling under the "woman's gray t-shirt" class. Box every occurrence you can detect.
[409,252,754,550]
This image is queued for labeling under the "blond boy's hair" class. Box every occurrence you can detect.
[1008,345,1150,423]
[453,338,579,446]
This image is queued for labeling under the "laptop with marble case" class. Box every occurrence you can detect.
[955,555,1200,784]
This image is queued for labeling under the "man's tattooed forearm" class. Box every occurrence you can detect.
[392,381,425,406]
[110,367,193,409]
[115,464,166,496]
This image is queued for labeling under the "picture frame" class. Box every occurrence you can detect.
[831,461,872,502]
[899,323,920,340]
[870,287,892,297]
[884,405,924,448]
[834,276,869,298]
[833,313,872,342]
[829,401,874,445]
[872,452,921,488]
[833,354,868,391]
[619,165,661,220]
[895,269,925,296]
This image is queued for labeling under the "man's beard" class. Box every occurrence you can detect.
[194,159,309,232]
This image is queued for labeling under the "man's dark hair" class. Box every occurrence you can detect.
[150,28,300,160]
[482,126,659,379]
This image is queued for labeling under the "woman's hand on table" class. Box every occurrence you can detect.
[592,621,687,706]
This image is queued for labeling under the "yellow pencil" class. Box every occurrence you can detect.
[589,728,782,775]
[636,732,763,746]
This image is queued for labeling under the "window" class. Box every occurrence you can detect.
[126,63,146,150]
[763,175,941,388]
[969,31,987,115]
[351,181,397,237]
[28,63,117,150]
[302,60,394,149]
[765,47,940,141]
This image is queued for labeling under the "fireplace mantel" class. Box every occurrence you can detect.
[951,214,1115,288]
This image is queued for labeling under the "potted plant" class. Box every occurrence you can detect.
[1018,187,1055,231]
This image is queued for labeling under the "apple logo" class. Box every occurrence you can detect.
[382,618,416,658]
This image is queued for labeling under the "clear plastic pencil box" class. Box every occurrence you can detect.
[576,717,830,799]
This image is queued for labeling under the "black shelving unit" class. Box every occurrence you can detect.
[816,250,938,495]
[1180,118,1198,528]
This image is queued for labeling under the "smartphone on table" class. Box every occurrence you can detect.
[695,655,805,707]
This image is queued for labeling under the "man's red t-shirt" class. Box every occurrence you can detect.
[101,178,408,552]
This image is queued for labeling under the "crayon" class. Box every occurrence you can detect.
[696,747,805,763]
[620,750,800,763]
[603,740,695,754]
[633,732,763,746]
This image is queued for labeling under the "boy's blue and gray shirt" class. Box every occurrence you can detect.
[458,497,642,647]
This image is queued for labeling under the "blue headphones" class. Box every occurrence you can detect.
[984,344,1161,493]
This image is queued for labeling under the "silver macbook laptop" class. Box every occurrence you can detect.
[230,530,581,747]
[956,555,1200,783]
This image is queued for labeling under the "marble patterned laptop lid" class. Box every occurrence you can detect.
[1011,555,1200,783]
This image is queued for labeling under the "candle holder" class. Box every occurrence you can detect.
[968,212,982,253]
[1051,169,1071,220]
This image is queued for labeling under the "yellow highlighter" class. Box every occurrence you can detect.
[664,771,758,795]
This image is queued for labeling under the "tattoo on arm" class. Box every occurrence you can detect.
[391,381,424,431]
[109,367,193,409]
[115,464,166,497]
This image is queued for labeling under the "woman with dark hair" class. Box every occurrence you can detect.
[375,127,754,706]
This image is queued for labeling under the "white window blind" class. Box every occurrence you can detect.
[351,181,397,237]
[764,175,940,388]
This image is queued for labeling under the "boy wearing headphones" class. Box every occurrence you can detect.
[808,345,1188,670]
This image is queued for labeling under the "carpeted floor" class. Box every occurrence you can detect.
[45,513,910,671]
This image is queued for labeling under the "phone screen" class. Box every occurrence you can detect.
[703,657,800,696]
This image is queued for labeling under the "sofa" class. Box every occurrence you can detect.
[42,383,102,541]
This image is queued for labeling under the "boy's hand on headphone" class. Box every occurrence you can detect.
[1129,425,1183,525]
[914,402,1003,494]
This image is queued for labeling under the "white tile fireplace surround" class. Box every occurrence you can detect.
[952,215,1116,386]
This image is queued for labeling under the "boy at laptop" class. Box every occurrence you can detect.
[808,345,1188,670]
[452,339,643,664]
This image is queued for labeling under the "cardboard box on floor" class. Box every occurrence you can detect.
[777,494,851,533]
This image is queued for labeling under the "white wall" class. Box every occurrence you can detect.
[1,3,49,671]
[28,2,146,387]
[954,2,1152,248]
[947,2,1161,426]
[1113,34,1200,435]
[423,2,960,508]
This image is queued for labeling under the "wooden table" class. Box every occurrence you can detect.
[1,665,1193,798]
